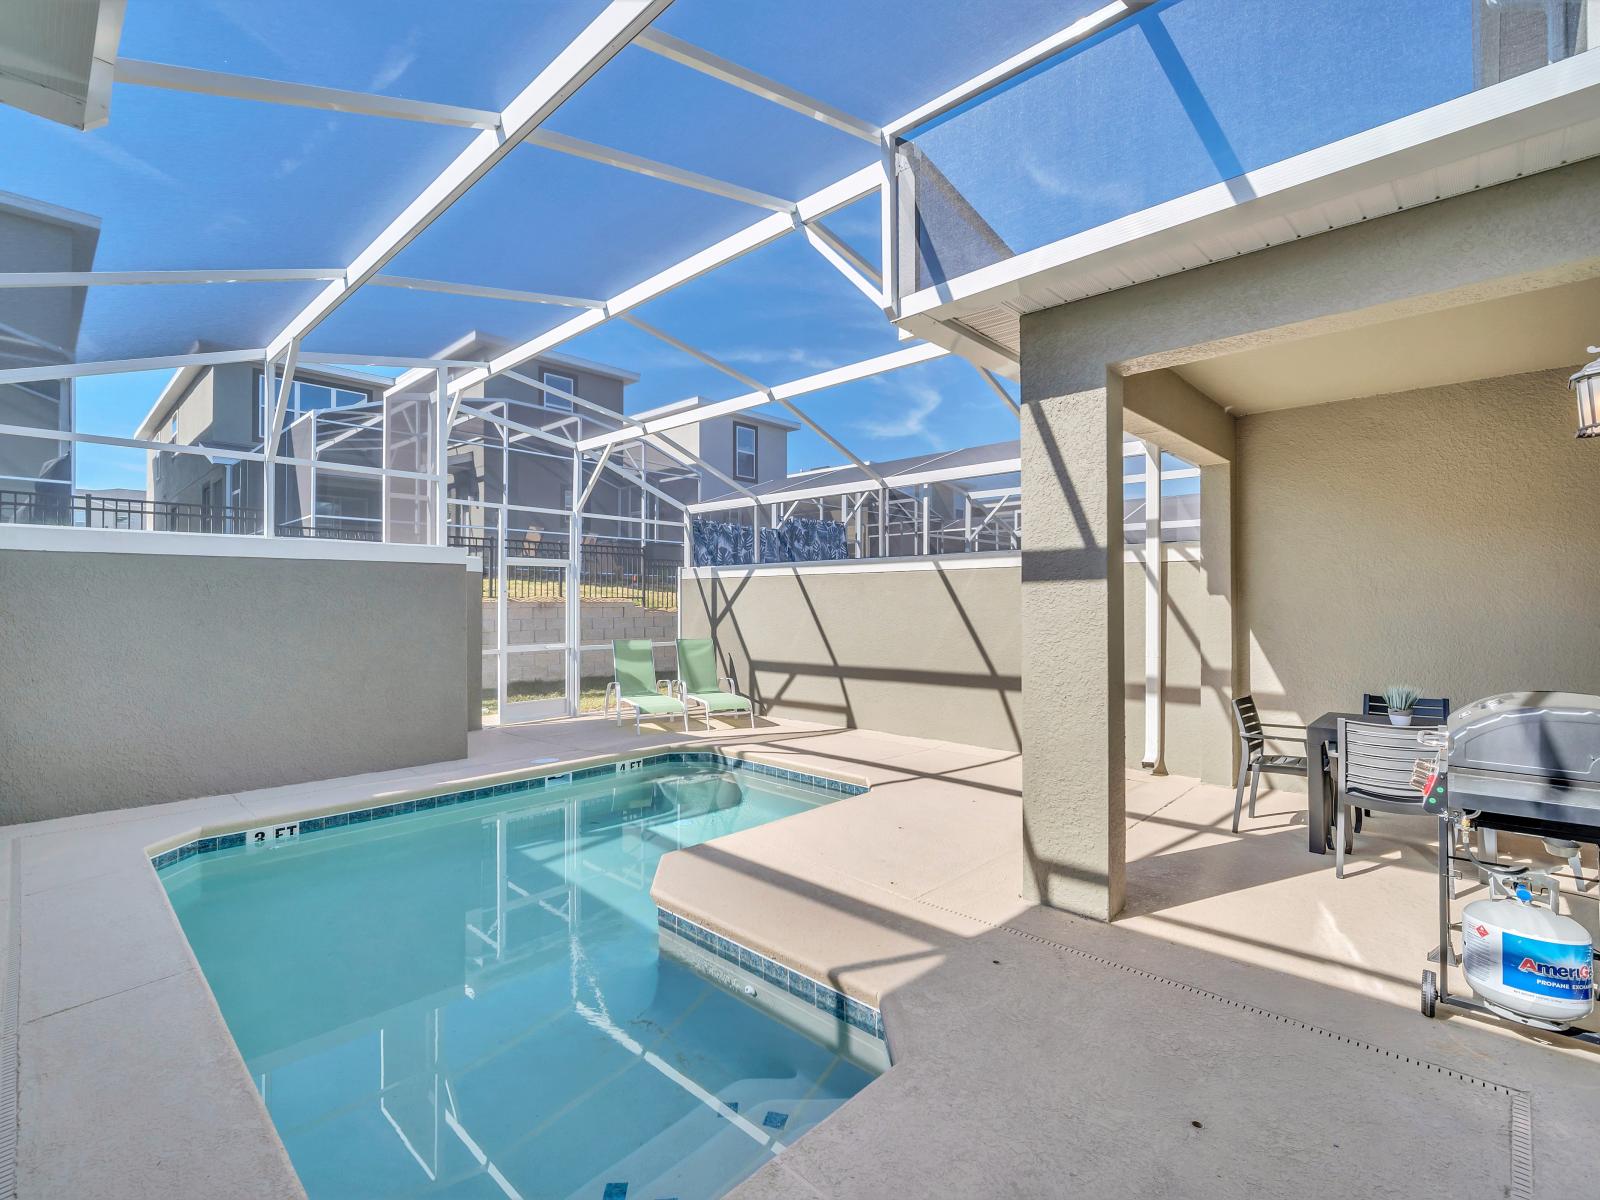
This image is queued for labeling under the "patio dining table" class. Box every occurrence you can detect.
[1303,710,1446,853]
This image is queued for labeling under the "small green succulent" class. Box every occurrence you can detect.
[1383,685,1421,714]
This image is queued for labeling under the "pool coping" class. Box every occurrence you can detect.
[143,747,873,869]
[1,722,886,1199]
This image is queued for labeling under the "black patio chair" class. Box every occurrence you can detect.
[1230,695,1308,833]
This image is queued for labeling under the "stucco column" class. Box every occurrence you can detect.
[1020,379,1125,920]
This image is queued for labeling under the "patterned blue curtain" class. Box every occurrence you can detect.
[692,519,754,566]
[694,517,848,565]
[781,518,847,562]
[758,526,787,562]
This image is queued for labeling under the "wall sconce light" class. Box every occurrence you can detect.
[1570,348,1600,439]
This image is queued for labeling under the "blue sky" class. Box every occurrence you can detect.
[23,0,1474,488]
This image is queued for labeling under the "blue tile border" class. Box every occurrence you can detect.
[148,751,866,875]
[657,907,885,1041]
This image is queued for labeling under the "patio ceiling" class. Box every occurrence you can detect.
[1173,273,1600,415]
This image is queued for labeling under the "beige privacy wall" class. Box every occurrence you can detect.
[681,560,1024,752]
[683,555,1223,764]
[1237,366,1600,726]
[0,537,476,823]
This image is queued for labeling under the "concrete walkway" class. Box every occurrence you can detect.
[644,730,1600,1199]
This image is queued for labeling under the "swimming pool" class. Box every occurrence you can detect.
[159,754,883,1200]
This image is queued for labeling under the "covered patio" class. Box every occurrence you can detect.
[1005,154,1600,931]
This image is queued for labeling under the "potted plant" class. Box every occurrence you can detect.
[1383,685,1421,726]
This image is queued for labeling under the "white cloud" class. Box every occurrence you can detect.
[714,346,834,371]
[368,31,421,93]
[47,122,181,190]
[853,378,942,443]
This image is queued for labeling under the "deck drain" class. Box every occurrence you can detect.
[999,922,1535,1200]
[909,893,1535,1200]
[0,838,22,1199]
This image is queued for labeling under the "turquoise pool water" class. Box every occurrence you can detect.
[161,759,879,1199]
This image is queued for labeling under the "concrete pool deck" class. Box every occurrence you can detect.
[647,730,1600,1199]
[4,719,1598,1197]
[0,715,826,1199]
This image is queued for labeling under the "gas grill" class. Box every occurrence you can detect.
[1420,692,1600,1041]
[1439,691,1600,836]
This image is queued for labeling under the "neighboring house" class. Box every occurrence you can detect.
[670,404,798,498]
[136,359,391,535]
[398,331,693,548]
[1475,0,1593,87]
[408,338,803,548]
[76,487,148,528]
[132,327,808,545]
[0,189,98,515]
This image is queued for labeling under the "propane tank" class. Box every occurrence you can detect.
[1462,872,1595,1028]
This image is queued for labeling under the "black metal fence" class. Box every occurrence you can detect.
[452,533,678,610]
[0,489,264,534]
[0,491,670,601]
[1,490,381,541]
[276,520,381,542]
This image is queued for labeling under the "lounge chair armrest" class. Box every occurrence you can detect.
[603,680,620,716]
[719,675,739,694]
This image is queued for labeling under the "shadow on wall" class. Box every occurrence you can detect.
[683,562,1023,753]
[1238,369,1600,728]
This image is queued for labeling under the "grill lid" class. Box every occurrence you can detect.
[1446,692,1600,783]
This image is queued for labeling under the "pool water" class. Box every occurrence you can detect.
[161,760,880,1199]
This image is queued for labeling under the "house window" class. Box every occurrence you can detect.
[733,421,758,481]
[542,372,576,412]
[255,375,370,439]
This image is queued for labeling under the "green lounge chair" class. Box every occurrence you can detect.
[606,640,689,733]
[676,638,756,729]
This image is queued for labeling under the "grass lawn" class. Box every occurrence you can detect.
[482,678,612,719]
[480,582,676,609]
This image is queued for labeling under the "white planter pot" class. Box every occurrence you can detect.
[1389,712,1413,727]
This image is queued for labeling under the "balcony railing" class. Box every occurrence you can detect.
[0,489,264,535]
[0,491,382,541]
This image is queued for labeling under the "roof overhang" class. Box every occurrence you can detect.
[389,330,641,396]
[898,49,1600,358]
[0,0,125,130]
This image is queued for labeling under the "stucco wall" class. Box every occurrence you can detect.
[1124,556,1224,782]
[681,559,1023,752]
[0,535,474,824]
[1237,365,1600,727]
[682,554,1228,766]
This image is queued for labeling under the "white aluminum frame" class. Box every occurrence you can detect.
[265,0,674,358]
[1139,439,1165,774]
[7,2,1217,696]
[634,29,879,143]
